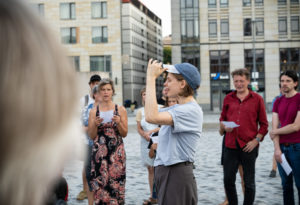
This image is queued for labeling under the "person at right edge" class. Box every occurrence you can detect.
[270,70,300,205]
[145,59,203,205]
[219,68,268,205]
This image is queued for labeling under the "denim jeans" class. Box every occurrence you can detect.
[277,143,300,205]
[223,143,258,205]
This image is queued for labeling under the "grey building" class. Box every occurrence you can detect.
[171,0,300,111]
[122,0,163,106]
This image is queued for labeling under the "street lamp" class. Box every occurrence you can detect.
[251,19,258,91]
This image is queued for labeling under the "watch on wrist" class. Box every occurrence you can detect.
[255,137,260,143]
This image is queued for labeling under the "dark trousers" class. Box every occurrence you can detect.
[223,143,258,205]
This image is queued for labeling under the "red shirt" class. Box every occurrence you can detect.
[220,90,268,149]
[272,93,300,144]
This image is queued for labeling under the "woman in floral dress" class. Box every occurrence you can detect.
[88,78,128,205]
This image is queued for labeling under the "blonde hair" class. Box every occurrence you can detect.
[0,1,80,204]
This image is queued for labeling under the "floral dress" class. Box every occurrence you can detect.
[89,104,126,205]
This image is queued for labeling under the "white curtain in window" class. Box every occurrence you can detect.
[102,2,107,18]
[71,3,76,19]
[102,26,108,42]
[279,19,287,32]
[186,20,194,37]
[291,17,299,32]
[209,21,217,35]
[92,3,101,18]
[221,21,229,34]
[256,20,264,34]
[60,3,69,19]
[92,27,101,43]
[61,28,70,43]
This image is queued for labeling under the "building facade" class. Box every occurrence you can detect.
[30,0,163,106]
[121,0,163,106]
[172,0,300,111]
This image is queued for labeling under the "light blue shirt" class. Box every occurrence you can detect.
[154,102,203,166]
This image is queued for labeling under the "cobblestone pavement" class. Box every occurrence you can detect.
[64,113,297,205]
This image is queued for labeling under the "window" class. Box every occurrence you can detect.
[243,0,251,6]
[255,18,264,36]
[209,20,217,36]
[92,26,108,43]
[186,0,193,7]
[221,19,229,36]
[181,0,198,8]
[181,19,199,39]
[208,0,216,8]
[244,18,252,36]
[291,16,300,33]
[291,0,299,4]
[280,48,300,77]
[33,4,44,16]
[210,50,230,76]
[90,56,111,72]
[279,17,287,34]
[91,2,107,18]
[244,49,265,94]
[182,47,200,70]
[220,0,228,7]
[278,0,286,4]
[61,27,77,44]
[60,3,75,19]
[70,56,80,72]
[255,0,263,6]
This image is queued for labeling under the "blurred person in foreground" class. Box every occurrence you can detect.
[270,70,300,205]
[0,0,81,204]
[219,68,268,205]
[145,60,203,205]
[88,79,128,204]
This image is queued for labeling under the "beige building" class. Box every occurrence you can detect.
[30,0,162,106]
[171,0,300,111]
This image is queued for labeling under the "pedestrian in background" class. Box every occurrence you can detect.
[219,68,268,205]
[136,87,160,205]
[270,70,300,205]
[145,60,203,205]
[0,0,80,204]
[78,75,101,202]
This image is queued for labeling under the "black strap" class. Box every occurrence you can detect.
[114,104,119,116]
[96,104,100,117]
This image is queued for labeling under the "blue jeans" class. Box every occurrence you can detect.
[277,143,300,205]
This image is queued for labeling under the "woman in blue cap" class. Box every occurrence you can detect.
[145,59,203,205]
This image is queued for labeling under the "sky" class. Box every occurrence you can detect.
[139,0,171,37]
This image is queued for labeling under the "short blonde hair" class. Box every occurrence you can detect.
[0,1,80,204]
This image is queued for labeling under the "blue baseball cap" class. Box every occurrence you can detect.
[164,63,201,90]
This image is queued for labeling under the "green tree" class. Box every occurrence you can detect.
[163,47,171,64]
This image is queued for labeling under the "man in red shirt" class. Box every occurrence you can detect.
[219,68,268,205]
[270,70,300,205]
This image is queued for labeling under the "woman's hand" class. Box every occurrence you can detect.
[143,131,152,141]
[95,116,103,126]
[112,114,121,125]
[147,59,167,79]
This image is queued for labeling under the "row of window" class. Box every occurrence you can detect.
[209,48,300,78]
[60,2,107,20]
[180,0,299,9]
[206,17,299,38]
[61,26,108,44]
[70,55,111,72]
